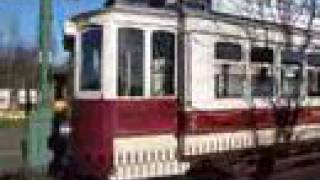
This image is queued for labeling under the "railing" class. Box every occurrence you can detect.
[110,148,189,179]
[110,123,320,179]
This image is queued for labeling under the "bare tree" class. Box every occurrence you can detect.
[244,0,318,178]
[178,0,319,179]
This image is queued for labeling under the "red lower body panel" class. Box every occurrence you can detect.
[186,108,320,133]
[71,100,114,176]
[71,98,320,176]
[71,99,178,176]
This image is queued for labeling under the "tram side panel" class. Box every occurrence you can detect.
[71,99,178,175]
[72,100,114,176]
[114,99,177,136]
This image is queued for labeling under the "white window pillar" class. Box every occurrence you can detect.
[301,52,308,99]
[244,39,252,104]
[274,45,282,97]
[185,33,193,106]
[104,24,118,98]
[211,35,217,100]
[74,30,81,97]
[101,27,106,98]
[144,30,152,97]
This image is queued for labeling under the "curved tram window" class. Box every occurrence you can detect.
[151,31,175,96]
[80,26,102,91]
[118,28,144,96]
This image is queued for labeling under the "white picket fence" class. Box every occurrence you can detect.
[109,123,320,179]
[110,148,190,180]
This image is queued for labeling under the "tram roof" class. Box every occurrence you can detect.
[69,1,319,35]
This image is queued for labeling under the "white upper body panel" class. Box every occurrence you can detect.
[66,3,320,110]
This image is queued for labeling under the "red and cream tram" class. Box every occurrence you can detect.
[64,0,320,179]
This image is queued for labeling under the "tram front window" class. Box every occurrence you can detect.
[308,53,320,96]
[118,28,144,96]
[214,42,245,98]
[251,47,274,97]
[151,31,175,96]
[80,26,102,91]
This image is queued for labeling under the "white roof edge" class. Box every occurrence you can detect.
[64,20,77,36]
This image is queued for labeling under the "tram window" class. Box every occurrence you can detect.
[151,31,175,96]
[214,64,246,98]
[281,66,301,98]
[214,41,245,98]
[251,47,273,63]
[251,47,274,97]
[281,49,303,64]
[308,69,320,96]
[215,42,242,60]
[281,49,302,98]
[308,53,320,96]
[118,28,144,96]
[251,66,274,97]
[308,53,320,66]
[80,26,102,91]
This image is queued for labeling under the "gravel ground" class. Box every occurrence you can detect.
[0,128,23,174]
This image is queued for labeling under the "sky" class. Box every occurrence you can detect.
[0,0,106,64]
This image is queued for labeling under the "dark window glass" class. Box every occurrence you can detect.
[308,69,320,96]
[281,50,302,98]
[251,47,274,97]
[251,47,273,63]
[80,26,102,91]
[64,35,75,53]
[281,49,303,64]
[215,42,242,60]
[281,66,301,98]
[308,53,320,96]
[118,28,144,96]
[251,66,274,97]
[184,0,206,10]
[148,0,166,7]
[151,31,175,96]
[307,53,320,66]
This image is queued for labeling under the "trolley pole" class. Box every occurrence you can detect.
[23,0,53,175]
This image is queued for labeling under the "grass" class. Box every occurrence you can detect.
[0,110,28,128]
[0,118,26,128]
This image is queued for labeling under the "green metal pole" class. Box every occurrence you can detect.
[23,0,53,176]
[39,0,53,106]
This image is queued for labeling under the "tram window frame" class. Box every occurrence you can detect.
[250,46,274,97]
[80,25,103,91]
[214,41,246,98]
[280,49,303,98]
[281,65,301,98]
[151,30,175,96]
[307,53,320,96]
[117,27,145,96]
[215,42,242,60]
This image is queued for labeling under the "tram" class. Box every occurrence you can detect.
[64,0,320,179]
